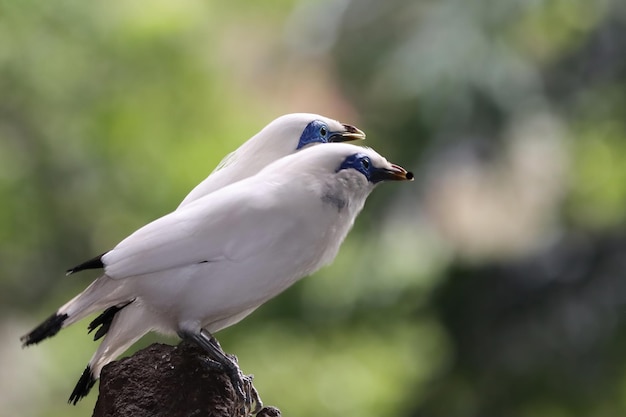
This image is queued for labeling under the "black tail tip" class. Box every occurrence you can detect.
[20,313,68,347]
[69,365,96,405]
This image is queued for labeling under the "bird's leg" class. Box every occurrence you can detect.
[207,333,223,350]
[179,329,263,415]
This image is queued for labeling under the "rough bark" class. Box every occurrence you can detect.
[92,341,280,417]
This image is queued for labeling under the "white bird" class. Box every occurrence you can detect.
[177,113,366,209]
[21,143,413,412]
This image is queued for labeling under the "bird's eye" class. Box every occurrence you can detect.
[319,126,327,137]
[361,158,370,169]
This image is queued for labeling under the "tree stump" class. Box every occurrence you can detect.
[92,341,280,417]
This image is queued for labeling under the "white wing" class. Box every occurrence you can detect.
[211,149,238,173]
[103,184,294,279]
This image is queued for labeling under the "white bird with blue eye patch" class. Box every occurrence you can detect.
[177,113,366,209]
[21,142,413,415]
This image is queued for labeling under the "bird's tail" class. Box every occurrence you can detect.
[20,275,130,347]
[69,301,154,404]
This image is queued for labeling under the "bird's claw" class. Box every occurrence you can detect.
[199,354,262,416]
[232,371,263,416]
[225,355,263,416]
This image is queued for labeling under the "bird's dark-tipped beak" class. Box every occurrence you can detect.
[372,163,414,182]
[329,124,366,142]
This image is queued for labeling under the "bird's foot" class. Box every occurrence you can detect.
[237,371,263,416]
[199,353,263,416]
[181,329,263,415]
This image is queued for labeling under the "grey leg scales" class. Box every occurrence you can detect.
[179,329,263,415]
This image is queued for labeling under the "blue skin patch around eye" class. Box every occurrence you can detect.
[297,120,330,149]
[338,153,412,183]
[337,153,380,183]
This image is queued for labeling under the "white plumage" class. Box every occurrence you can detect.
[21,141,412,410]
[177,113,365,208]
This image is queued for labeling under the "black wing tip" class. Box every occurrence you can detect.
[20,313,69,347]
[68,365,96,405]
[66,252,107,276]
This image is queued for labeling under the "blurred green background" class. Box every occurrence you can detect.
[2,0,626,416]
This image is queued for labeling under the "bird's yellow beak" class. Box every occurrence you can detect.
[329,124,366,142]
[372,163,414,182]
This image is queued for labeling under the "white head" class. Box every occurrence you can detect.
[178,114,367,209]
[260,142,413,195]
[220,113,366,172]
[258,113,365,149]
[255,142,413,268]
